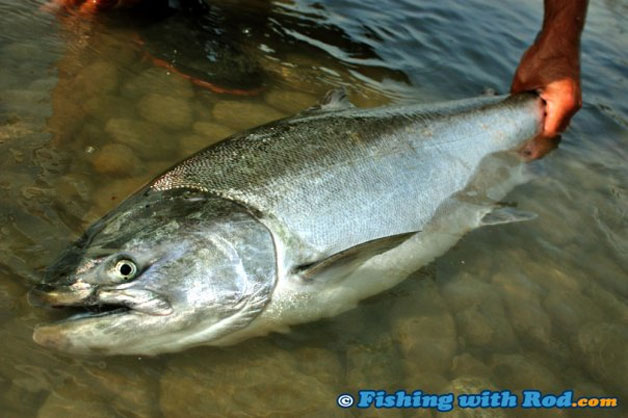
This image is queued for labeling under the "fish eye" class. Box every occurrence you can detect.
[114,259,137,280]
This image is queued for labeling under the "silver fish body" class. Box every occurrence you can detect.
[31,92,544,355]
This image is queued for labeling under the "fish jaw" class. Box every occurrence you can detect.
[33,311,135,355]
[28,282,95,307]
[32,309,176,355]
[29,281,177,355]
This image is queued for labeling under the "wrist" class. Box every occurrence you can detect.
[531,28,581,68]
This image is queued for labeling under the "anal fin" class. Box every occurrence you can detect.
[480,207,537,226]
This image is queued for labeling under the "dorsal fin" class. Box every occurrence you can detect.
[302,87,355,114]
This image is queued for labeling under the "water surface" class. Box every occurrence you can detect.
[0,0,626,416]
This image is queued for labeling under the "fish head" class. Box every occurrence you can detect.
[29,189,276,355]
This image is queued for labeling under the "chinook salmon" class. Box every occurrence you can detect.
[29,90,547,355]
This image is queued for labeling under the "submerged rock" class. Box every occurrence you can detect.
[0,276,23,322]
[490,354,562,393]
[524,263,583,294]
[440,272,498,311]
[90,144,143,178]
[345,334,420,417]
[212,100,286,130]
[160,341,338,416]
[105,118,178,160]
[576,321,628,398]
[585,282,628,325]
[441,273,517,351]
[542,289,604,335]
[450,354,492,379]
[71,61,119,97]
[264,89,317,114]
[2,382,43,417]
[291,346,343,389]
[84,95,135,123]
[48,92,85,144]
[138,94,193,130]
[192,122,235,143]
[89,176,148,218]
[179,135,206,156]
[444,376,506,418]
[492,272,552,350]
[74,122,106,150]
[346,336,404,390]
[121,67,194,100]
[76,361,161,417]
[37,394,113,418]
[406,372,450,396]
[390,279,457,376]
[0,319,68,416]
[180,123,235,155]
[455,306,494,347]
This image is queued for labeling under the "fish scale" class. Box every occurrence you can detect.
[151,93,542,266]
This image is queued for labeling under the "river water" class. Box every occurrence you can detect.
[0,0,626,416]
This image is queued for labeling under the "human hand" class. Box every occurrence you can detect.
[511,33,582,139]
[42,0,142,14]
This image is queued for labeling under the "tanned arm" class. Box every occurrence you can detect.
[512,0,588,139]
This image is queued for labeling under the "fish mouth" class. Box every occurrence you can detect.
[30,284,174,354]
[30,302,135,356]
[28,284,129,323]
[48,304,131,322]
[28,283,172,323]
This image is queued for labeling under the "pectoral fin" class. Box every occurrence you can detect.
[295,232,416,282]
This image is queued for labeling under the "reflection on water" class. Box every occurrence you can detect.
[0,0,626,416]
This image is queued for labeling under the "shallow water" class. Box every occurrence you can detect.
[0,0,626,416]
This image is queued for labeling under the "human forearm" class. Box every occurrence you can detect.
[535,0,587,75]
[512,0,588,141]
[541,0,587,40]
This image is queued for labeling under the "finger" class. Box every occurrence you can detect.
[518,134,561,160]
[542,79,582,136]
[541,97,562,138]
